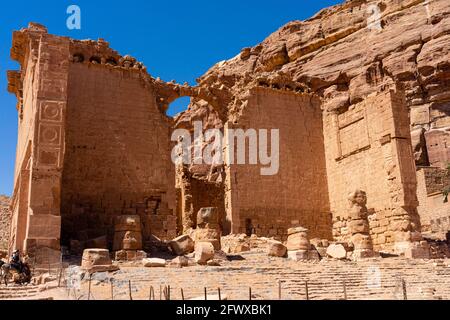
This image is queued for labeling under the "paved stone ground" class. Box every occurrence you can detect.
[2,250,450,300]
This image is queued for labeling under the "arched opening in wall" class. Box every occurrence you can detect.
[167,96,191,118]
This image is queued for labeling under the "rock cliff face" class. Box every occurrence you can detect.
[177,0,450,168]
[0,195,11,251]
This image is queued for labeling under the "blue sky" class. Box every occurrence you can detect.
[0,0,342,196]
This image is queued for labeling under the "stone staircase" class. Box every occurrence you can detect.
[0,284,42,300]
[72,251,450,300]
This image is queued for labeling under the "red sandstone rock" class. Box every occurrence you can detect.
[286,228,311,251]
[143,258,166,268]
[81,249,119,273]
[5,0,450,262]
[169,235,195,256]
[326,244,348,260]
[267,241,287,257]
[195,242,215,265]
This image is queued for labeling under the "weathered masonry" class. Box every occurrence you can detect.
[7,24,183,264]
[6,18,444,264]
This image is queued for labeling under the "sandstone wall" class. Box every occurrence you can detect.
[224,87,332,240]
[0,196,11,251]
[8,26,70,263]
[417,166,450,233]
[61,62,176,246]
[191,0,450,169]
[325,86,420,251]
[7,24,183,262]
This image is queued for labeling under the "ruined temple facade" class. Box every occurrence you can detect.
[6,0,450,263]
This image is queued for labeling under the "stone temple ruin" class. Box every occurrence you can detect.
[4,0,450,268]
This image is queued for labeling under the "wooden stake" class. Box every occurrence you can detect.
[343,281,348,300]
[305,281,309,301]
[402,279,407,300]
[181,288,185,301]
[278,280,282,300]
[149,286,155,300]
[87,274,92,301]
[57,267,63,287]
[204,287,207,301]
[129,280,133,300]
[218,288,221,301]
[249,287,252,301]
[163,286,168,300]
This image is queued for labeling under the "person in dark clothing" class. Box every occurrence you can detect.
[10,250,22,272]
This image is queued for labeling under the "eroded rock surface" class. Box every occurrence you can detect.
[0,195,11,252]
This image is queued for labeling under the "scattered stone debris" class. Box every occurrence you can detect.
[267,241,287,257]
[81,249,119,273]
[195,242,215,265]
[326,244,348,260]
[169,235,195,256]
[170,256,189,268]
[143,258,166,268]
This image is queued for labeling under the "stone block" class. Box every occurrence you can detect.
[171,256,189,267]
[286,232,311,251]
[195,228,221,250]
[287,226,308,236]
[81,249,119,273]
[404,242,431,259]
[287,250,319,261]
[195,242,215,265]
[113,231,142,251]
[267,241,287,257]
[326,244,348,260]
[114,215,141,232]
[143,258,166,267]
[352,249,377,260]
[169,235,195,256]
